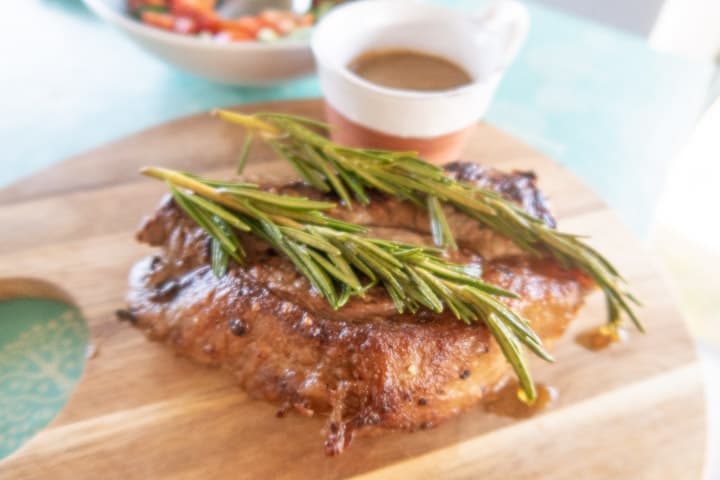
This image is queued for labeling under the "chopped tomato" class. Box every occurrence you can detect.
[195,11,221,33]
[140,11,199,33]
[297,13,314,27]
[258,9,283,25]
[221,28,254,41]
[171,0,215,15]
[141,10,175,30]
[260,10,300,34]
[221,17,262,37]
[168,0,221,33]
[236,17,263,36]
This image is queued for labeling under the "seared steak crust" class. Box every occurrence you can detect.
[127,163,589,455]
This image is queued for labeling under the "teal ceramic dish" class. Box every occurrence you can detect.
[0,297,88,459]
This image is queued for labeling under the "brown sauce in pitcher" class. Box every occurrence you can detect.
[348,49,473,92]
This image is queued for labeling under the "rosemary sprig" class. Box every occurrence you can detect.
[214,109,643,333]
[142,166,554,401]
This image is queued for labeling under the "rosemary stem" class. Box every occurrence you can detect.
[212,109,280,137]
[142,166,219,198]
[142,167,260,219]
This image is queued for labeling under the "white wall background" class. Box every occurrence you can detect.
[537,0,665,35]
[650,0,720,61]
[538,0,720,62]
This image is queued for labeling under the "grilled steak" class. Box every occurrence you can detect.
[126,162,592,455]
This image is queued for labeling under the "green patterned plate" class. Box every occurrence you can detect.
[0,297,88,459]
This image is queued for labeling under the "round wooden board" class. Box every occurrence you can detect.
[0,99,706,479]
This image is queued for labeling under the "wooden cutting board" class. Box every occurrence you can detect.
[0,99,705,479]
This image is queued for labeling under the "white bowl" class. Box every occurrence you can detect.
[83,0,315,85]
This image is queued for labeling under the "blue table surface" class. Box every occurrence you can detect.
[0,0,715,234]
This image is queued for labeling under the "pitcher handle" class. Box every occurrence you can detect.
[472,0,530,66]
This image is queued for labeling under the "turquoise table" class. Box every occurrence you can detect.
[1,0,716,233]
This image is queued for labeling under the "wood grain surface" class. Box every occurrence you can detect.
[0,99,706,479]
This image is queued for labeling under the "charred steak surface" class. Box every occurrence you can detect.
[126,162,591,455]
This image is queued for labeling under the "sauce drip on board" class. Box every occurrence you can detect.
[483,381,558,419]
[576,324,629,351]
[348,49,473,92]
